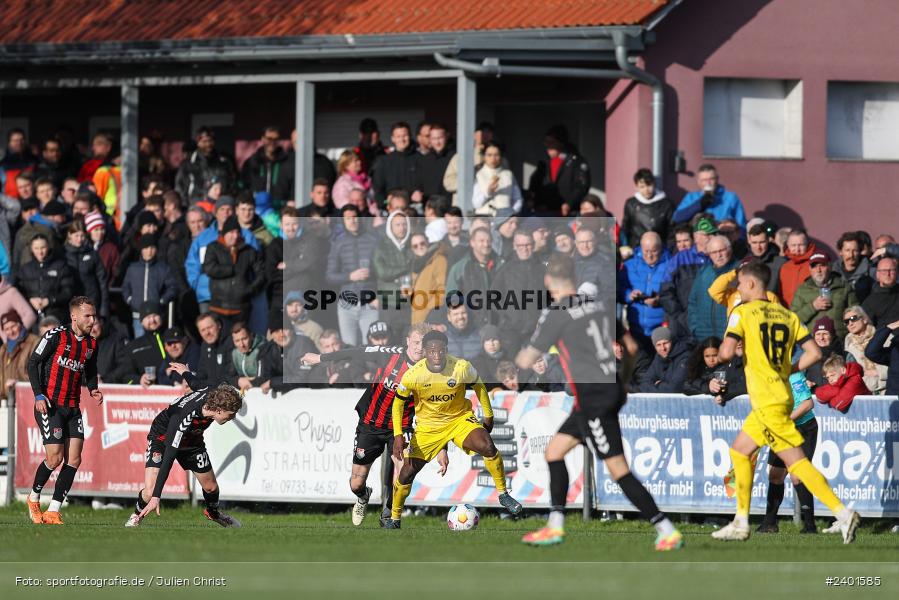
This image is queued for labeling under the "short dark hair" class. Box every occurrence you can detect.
[196,126,214,139]
[673,223,693,237]
[236,190,255,207]
[425,195,449,216]
[281,206,301,219]
[836,231,862,251]
[633,168,655,185]
[231,322,251,336]
[416,121,431,135]
[698,163,717,174]
[196,312,220,326]
[546,253,576,284]
[144,194,164,209]
[311,178,329,189]
[34,177,54,189]
[15,171,34,183]
[141,174,165,193]
[69,296,95,311]
[390,121,411,135]
[341,204,360,216]
[748,224,770,238]
[738,260,771,287]
[445,206,463,219]
[387,189,410,203]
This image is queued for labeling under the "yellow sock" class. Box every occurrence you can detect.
[483,453,507,493]
[391,480,412,520]
[788,458,845,515]
[729,448,753,518]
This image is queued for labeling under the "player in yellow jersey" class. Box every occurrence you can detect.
[712,261,860,543]
[383,329,522,528]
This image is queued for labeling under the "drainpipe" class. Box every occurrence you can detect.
[434,33,664,187]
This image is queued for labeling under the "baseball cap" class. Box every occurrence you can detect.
[693,218,718,235]
[809,252,829,266]
[163,327,186,344]
[367,321,391,339]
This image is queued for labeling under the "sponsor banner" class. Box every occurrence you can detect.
[14,384,189,498]
[204,389,584,508]
[596,395,899,518]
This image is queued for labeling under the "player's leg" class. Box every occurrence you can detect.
[43,435,84,524]
[126,466,159,527]
[759,447,788,533]
[522,429,581,545]
[460,423,522,515]
[792,420,819,533]
[194,468,240,527]
[350,463,373,525]
[713,409,765,541]
[386,457,426,527]
[28,404,64,523]
[350,422,383,525]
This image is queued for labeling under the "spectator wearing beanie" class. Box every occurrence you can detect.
[16,233,73,324]
[0,310,39,394]
[632,326,691,393]
[84,209,119,281]
[202,215,265,332]
[122,233,178,336]
[12,196,56,271]
[124,300,168,386]
[805,316,842,388]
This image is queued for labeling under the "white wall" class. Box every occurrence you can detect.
[827,81,899,160]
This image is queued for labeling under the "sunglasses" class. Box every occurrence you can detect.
[843,315,862,325]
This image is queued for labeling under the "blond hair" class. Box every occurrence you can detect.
[822,354,846,375]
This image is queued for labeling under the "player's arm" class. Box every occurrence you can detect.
[143,402,201,516]
[463,363,494,430]
[515,345,541,371]
[26,329,58,412]
[391,373,414,461]
[792,337,821,373]
[618,329,639,387]
[719,308,745,364]
[83,344,103,404]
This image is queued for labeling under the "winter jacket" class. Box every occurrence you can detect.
[124,330,167,384]
[472,164,523,216]
[371,147,420,205]
[672,185,746,228]
[844,324,888,394]
[162,219,193,293]
[790,273,857,338]
[411,242,448,324]
[265,223,330,308]
[257,335,316,393]
[622,250,670,339]
[707,269,781,316]
[64,242,109,318]
[861,283,899,328]
[864,324,899,396]
[632,341,691,393]
[754,242,786,294]
[831,257,874,304]
[716,355,748,402]
[331,172,372,210]
[240,145,291,203]
[202,239,266,313]
[12,216,57,270]
[281,150,337,208]
[574,247,615,291]
[620,192,674,248]
[0,194,22,258]
[660,246,708,341]
[121,256,178,315]
[446,321,483,361]
[491,254,545,337]
[807,340,843,389]
[231,334,267,381]
[175,149,237,205]
[688,259,738,341]
[0,280,35,341]
[445,250,501,318]
[683,364,716,396]
[95,324,132,384]
[16,257,73,323]
[193,332,239,389]
[0,149,36,198]
[156,342,201,387]
[779,243,817,307]
[0,332,38,393]
[373,211,412,306]
[416,147,453,199]
[528,151,590,214]
[325,229,379,301]
[186,223,259,304]
[815,361,870,413]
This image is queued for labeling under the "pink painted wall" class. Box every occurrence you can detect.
[607,0,899,252]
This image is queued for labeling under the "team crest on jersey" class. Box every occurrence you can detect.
[52,427,62,440]
[355,447,365,459]
[446,378,457,388]
[64,345,71,352]
[152,452,162,464]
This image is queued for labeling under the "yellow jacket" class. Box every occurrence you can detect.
[708,269,781,314]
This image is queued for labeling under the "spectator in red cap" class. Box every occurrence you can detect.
[0,310,38,394]
[779,228,817,306]
[790,251,857,339]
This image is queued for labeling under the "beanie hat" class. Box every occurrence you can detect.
[221,215,240,235]
[84,211,105,233]
[651,326,672,345]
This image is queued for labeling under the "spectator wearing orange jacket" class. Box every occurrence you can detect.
[779,228,817,306]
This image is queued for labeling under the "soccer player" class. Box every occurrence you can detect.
[711,260,860,543]
[25,296,103,525]
[301,322,449,526]
[384,329,522,528]
[515,254,683,551]
[127,380,243,527]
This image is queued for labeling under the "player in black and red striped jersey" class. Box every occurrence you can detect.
[301,321,448,527]
[25,296,103,525]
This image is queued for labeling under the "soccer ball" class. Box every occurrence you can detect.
[447,503,479,531]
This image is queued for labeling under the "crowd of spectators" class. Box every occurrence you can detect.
[0,119,895,405]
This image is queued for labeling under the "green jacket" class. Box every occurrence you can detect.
[790,272,857,338]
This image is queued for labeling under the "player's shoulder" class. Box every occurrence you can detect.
[42,325,67,340]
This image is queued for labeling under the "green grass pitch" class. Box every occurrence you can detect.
[1,503,897,600]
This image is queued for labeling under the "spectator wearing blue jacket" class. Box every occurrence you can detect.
[672,165,746,229]
[660,218,714,341]
[121,234,178,336]
[623,231,670,350]
[688,235,738,341]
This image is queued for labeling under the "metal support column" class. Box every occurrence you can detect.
[6,388,15,506]
[120,84,139,217]
[295,81,315,206]
[455,75,476,214]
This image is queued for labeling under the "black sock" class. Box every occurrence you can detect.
[51,464,78,503]
[352,485,369,500]
[795,483,815,525]
[202,487,220,512]
[134,489,148,514]
[31,461,55,496]
[616,472,664,523]
[548,460,569,511]
[765,482,785,523]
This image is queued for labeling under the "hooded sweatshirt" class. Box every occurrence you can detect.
[373,211,412,304]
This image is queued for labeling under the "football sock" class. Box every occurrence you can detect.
[547,511,565,531]
[729,448,753,519]
[548,460,568,512]
[31,461,55,500]
[391,480,412,520]
[787,458,844,515]
[615,472,671,535]
[202,487,220,512]
[50,464,78,507]
[134,489,149,514]
[483,452,508,493]
[795,482,815,525]
[764,482,785,522]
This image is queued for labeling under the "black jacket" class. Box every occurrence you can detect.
[121,256,179,314]
[861,283,899,328]
[162,219,193,293]
[175,149,237,205]
[371,147,419,205]
[281,150,337,205]
[683,364,716,396]
[96,323,132,384]
[240,146,291,202]
[125,330,168,384]
[64,242,109,318]
[202,240,265,312]
[194,333,239,388]
[621,195,675,248]
[632,341,691,393]
[717,355,748,403]
[415,148,452,199]
[528,152,590,213]
[156,341,201,386]
[16,257,73,323]
[865,324,899,395]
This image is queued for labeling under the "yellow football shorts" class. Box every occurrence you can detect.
[741,404,805,453]
[408,412,484,462]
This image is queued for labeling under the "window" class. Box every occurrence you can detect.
[703,78,802,158]
[827,82,899,160]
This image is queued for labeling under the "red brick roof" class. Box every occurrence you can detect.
[2,0,672,44]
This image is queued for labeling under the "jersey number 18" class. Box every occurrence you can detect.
[759,323,789,366]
